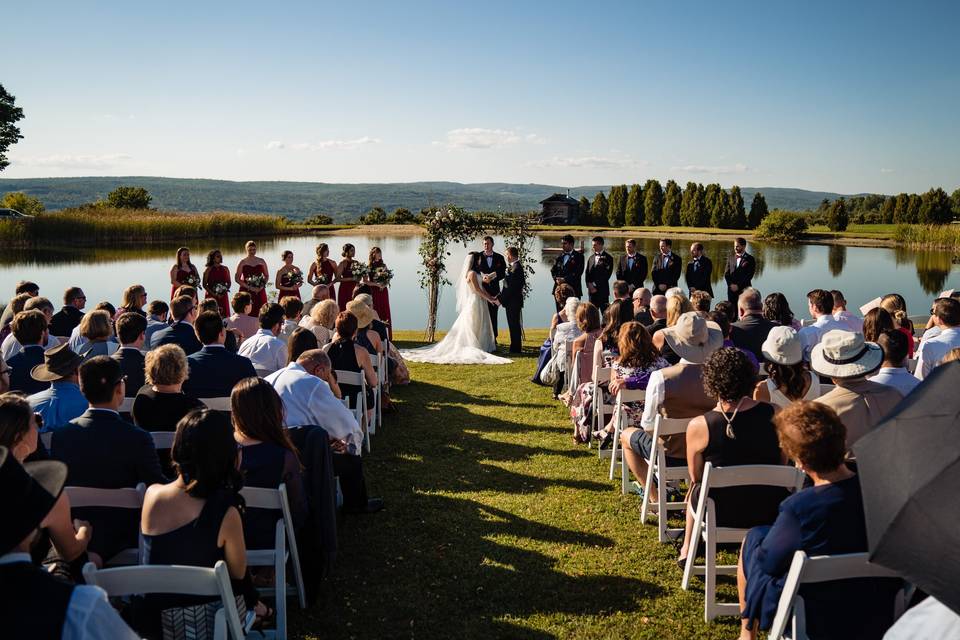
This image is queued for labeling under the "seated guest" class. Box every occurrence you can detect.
[111,312,147,397]
[731,288,777,363]
[710,311,759,372]
[0,281,38,328]
[143,299,169,350]
[48,286,86,337]
[645,294,668,335]
[830,289,862,333]
[690,290,712,317]
[714,299,734,319]
[28,344,87,431]
[0,448,139,640]
[117,284,148,318]
[299,298,338,346]
[287,327,321,366]
[323,312,378,414]
[549,297,583,397]
[132,344,204,431]
[198,298,239,352]
[612,280,630,304]
[345,299,383,356]
[5,310,50,395]
[678,347,787,565]
[915,297,960,380]
[798,289,845,361]
[881,294,916,358]
[653,295,693,365]
[151,295,201,355]
[754,326,819,407]
[354,293,389,345]
[0,296,59,361]
[0,293,32,347]
[266,349,381,513]
[762,292,801,330]
[869,330,920,397]
[76,310,120,362]
[278,295,304,344]
[183,311,257,399]
[737,402,901,640]
[172,284,199,307]
[68,302,116,353]
[230,377,307,548]
[632,287,653,325]
[568,302,602,393]
[225,291,259,343]
[238,303,287,376]
[811,330,902,449]
[301,284,330,318]
[138,410,270,637]
[548,284,577,335]
[862,306,895,343]
[50,356,166,561]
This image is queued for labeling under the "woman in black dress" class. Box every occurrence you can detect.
[132,344,204,431]
[323,311,377,418]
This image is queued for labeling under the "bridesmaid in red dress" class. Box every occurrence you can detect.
[275,250,304,300]
[235,240,269,317]
[169,247,200,299]
[365,246,393,339]
[336,243,358,311]
[307,242,338,300]
[202,249,232,316]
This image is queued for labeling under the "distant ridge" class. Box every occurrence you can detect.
[0,176,875,221]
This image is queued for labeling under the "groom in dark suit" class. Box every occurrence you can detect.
[584,236,614,313]
[498,247,525,354]
[474,236,507,338]
[724,237,756,305]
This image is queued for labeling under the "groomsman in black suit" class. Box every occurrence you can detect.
[584,236,614,313]
[724,237,756,305]
[684,242,714,298]
[497,247,525,354]
[651,238,683,293]
[616,238,648,293]
[550,234,584,311]
[475,236,507,338]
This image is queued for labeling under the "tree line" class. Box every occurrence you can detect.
[814,188,958,226]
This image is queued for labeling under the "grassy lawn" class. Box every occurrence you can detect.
[292,329,740,639]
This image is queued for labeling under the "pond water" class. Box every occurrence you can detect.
[1,233,957,331]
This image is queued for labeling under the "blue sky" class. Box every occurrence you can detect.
[3,0,958,194]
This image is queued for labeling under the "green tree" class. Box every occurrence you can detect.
[952,188,960,219]
[361,206,387,224]
[729,185,747,229]
[607,185,627,227]
[747,192,769,229]
[624,184,642,226]
[642,179,663,226]
[679,182,697,226]
[704,183,723,228]
[106,186,152,209]
[388,207,415,224]
[0,191,44,216]
[827,197,849,231]
[591,191,608,224]
[907,194,922,224]
[817,198,831,215]
[919,188,953,225]
[694,183,708,226]
[662,180,681,226]
[0,84,24,172]
[893,193,909,223]
[304,213,333,225]
[577,196,591,223]
[880,197,895,224]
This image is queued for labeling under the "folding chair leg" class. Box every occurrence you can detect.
[682,506,704,590]
[640,453,656,523]
[608,414,620,481]
[621,446,629,495]
[704,519,717,622]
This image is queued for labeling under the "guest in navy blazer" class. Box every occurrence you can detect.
[183,310,257,399]
[151,295,202,355]
[50,356,166,560]
[111,312,147,397]
[5,310,50,395]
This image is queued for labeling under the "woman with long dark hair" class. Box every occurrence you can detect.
[335,243,358,311]
[762,292,801,330]
[364,246,393,339]
[169,247,200,300]
[203,249,232,317]
[307,242,338,300]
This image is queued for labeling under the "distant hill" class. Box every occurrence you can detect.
[0,176,873,221]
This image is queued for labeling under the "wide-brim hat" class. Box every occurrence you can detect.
[345,300,375,329]
[0,446,68,555]
[661,311,723,364]
[810,330,884,379]
[31,343,83,382]
[762,325,803,366]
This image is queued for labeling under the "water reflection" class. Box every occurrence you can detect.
[828,245,846,278]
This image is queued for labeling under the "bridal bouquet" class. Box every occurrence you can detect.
[210,282,230,296]
[315,273,330,285]
[184,273,202,290]
[281,271,304,288]
[245,273,266,289]
[370,265,394,286]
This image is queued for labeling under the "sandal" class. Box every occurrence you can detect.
[250,604,275,631]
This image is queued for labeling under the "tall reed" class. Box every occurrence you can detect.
[892,224,960,249]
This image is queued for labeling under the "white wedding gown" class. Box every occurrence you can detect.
[401,256,512,365]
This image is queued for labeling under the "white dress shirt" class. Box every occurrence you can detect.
[798,314,848,361]
[0,332,59,361]
[869,366,921,396]
[832,310,864,334]
[265,362,363,451]
[915,326,960,380]
[883,597,960,640]
[278,319,300,344]
[238,328,287,375]
[640,358,694,431]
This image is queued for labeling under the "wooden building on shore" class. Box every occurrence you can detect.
[539,193,580,225]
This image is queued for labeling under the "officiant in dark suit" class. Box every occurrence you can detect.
[550,234,584,311]
[724,237,756,305]
[584,236,613,313]
[474,236,507,338]
[651,238,682,293]
[616,238,647,293]
[684,242,714,298]
[498,247,525,353]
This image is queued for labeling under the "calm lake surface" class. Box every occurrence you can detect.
[1,233,957,331]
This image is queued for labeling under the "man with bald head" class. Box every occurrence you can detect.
[632,288,653,325]
[646,295,668,335]
[302,284,331,318]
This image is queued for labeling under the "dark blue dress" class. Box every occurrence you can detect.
[741,475,901,638]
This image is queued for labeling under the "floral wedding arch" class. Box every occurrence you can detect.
[418,205,537,342]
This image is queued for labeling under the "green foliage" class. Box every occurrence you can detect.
[388,207,416,224]
[361,206,387,224]
[607,185,626,227]
[0,84,24,172]
[952,188,960,218]
[892,194,909,223]
[704,183,723,228]
[728,185,747,229]
[577,196,591,223]
[642,179,663,226]
[679,182,697,227]
[907,194,922,224]
[106,186,152,209]
[590,191,608,225]
[880,197,895,224]
[754,210,809,242]
[662,180,681,227]
[747,192,768,229]
[893,224,960,249]
[624,183,642,226]
[919,188,953,225]
[1,191,44,216]
[827,198,849,231]
[303,214,334,225]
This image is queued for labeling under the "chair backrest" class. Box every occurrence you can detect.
[199,397,232,412]
[65,483,146,509]
[334,369,364,387]
[615,388,647,404]
[118,397,135,414]
[653,415,692,437]
[594,367,613,385]
[702,462,804,492]
[816,383,836,397]
[150,431,175,451]
[40,431,52,450]
[800,319,815,327]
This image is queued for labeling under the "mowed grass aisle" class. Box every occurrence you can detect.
[292,330,739,639]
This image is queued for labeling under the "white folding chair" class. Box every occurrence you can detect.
[904,357,917,374]
[640,415,692,542]
[118,397,135,414]
[65,483,146,566]
[335,369,369,452]
[815,383,835,397]
[768,551,905,640]
[682,463,805,621]
[608,389,646,482]
[369,359,382,435]
[567,350,581,396]
[40,431,52,450]
[800,319,815,328]
[83,560,249,640]
[200,397,233,412]
[591,367,615,459]
[150,431,176,451]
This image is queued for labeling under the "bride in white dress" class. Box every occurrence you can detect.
[401,253,512,365]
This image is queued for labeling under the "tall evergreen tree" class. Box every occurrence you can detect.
[919,187,953,225]
[704,183,723,228]
[907,194,922,224]
[607,184,627,227]
[642,179,664,226]
[747,192,769,229]
[577,195,591,224]
[893,193,910,223]
[679,181,698,227]
[817,198,831,215]
[729,185,747,229]
[624,183,642,226]
[952,188,960,219]
[591,191,608,225]
[694,183,708,226]
[880,197,895,224]
[827,198,849,231]
[662,180,681,226]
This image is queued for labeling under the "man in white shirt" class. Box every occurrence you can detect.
[238,303,287,375]
[831,289,863,333]
[0,297,60,360]
[915,298,960,380]
[798,289,847,362]
[869,330,920,396]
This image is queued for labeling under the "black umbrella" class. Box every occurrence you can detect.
[853,360,960,615]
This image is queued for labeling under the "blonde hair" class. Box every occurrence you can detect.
[80,310,113,341]
[122,284,145,309]
[942,347,960,365]
[311,299,340,329]
[145,344,189,386]
[666,294,693,327]
[245,240,257,250]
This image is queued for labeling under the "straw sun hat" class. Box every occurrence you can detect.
[346,299,375,329]
[660,312,723,364]
[810,330,883,379]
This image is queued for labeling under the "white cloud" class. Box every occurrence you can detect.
[531,155,644,169]
[443,128,545,149]
[880,168,895,174]
[14,153,132,169]
[670,163,752,175]
[264,137,380,152]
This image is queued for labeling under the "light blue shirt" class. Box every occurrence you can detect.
[869,366,921,397]
[144,316,168,350]
[28,380,89,432]
[915,326,960,380]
